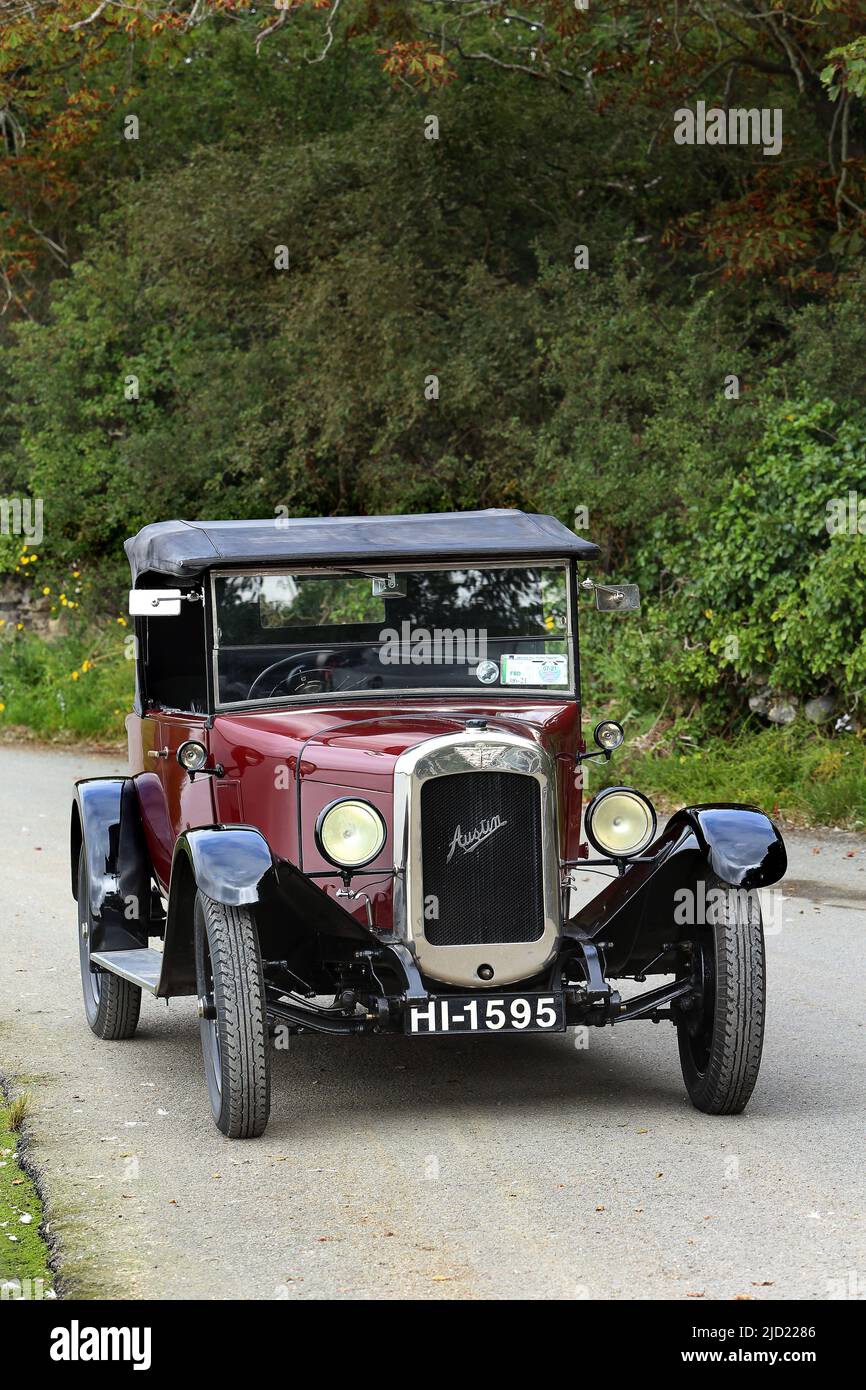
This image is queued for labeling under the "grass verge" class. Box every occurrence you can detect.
[596,724,866,830]
[0,1089,56,1301]
[0,627,132,742]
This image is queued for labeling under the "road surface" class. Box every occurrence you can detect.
[1,745,864,1300]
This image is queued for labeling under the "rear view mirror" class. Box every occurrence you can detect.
[128,589,183,617]
[592,583,641,613]
[371,574,408,598]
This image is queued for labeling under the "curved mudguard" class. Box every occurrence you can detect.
[175,825,277,907]
[670,804,786,889]
[159,826,380,996]
[71,778,154,953]
[568,803,786,975]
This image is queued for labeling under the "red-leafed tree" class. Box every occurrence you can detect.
[1,0,864,310]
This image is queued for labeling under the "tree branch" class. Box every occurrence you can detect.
[308,0,342,65]
[67,0,110,30]
[255,6,287,55]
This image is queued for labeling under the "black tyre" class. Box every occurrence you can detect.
[77,846,142,1040]
[677,872,766,1115]
[194,892,271,1139]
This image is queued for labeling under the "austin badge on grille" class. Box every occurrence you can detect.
[446,814,508,863]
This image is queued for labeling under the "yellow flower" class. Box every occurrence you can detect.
[71,670,79,681]
[72,570,80,578]
[81,659,91,673]
[21,544,28,551]
[0,702,5,713]
[704,609,713,619]
[30,554,38,561]
[117,616,127,626]
[59,593,66,602]
[0,619,5,627]
[16,622,24,630]
[42,586,51,595]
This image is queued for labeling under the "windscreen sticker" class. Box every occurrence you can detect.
[501,654,568,686]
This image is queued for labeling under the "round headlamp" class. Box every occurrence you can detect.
[585,786,657,859]
[177,740,208,772]
[316,798,387,869]
[594,720,624,752]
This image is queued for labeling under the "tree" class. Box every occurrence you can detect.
[2,1,865,310]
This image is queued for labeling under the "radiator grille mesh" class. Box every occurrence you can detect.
[420,771,545,947]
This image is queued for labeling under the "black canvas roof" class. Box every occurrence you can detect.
[125,510,599,583]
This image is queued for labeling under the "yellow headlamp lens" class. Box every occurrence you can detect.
[317,799,386,868]
[586,788,656,858]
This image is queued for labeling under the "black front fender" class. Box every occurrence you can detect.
[159,826,277,995]
[174,825,277,907]
[568,803,785,975]
[666,804,786,890]
[160,826,379,996]
[71,778,152,952]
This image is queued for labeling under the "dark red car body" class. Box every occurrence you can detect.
[71,510,786,1137]
[129,698,584,937]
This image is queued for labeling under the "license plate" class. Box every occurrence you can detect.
[405,993,565,1036]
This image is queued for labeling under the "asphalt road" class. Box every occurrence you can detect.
[1,745,864,1301]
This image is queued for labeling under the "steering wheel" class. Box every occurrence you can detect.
[246,653,324,701]
[246,651,383,701]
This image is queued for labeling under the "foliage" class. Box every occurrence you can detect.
[0,1100,55,1297]
[596,724,866,831]
[0,10,865,760]
[0,621,131,739]
[583,399,866,722]
[1,1,865,307]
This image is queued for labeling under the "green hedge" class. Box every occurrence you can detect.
[0,626,132,742]
[596,725,866,830]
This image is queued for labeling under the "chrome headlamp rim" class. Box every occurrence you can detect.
[315,796,388,870]
[177,739,208,772]
[593,719,624,752]
[584,785,657,859]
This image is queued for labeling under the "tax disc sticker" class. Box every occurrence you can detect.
[501,654,568,686]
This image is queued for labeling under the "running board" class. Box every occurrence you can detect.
[90,948,163,994]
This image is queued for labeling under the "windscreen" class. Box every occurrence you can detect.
[212,564,572,704]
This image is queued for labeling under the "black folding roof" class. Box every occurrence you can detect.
[125,510,599,583]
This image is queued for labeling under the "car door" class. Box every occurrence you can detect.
[133,589,212,889]
[136,711,174,890]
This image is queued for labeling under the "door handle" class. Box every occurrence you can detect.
[147,748,168,760]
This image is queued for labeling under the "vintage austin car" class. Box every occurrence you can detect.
[71,511,786,1137]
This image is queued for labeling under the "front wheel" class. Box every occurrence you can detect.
[676,872,766,1115]
[194,892,271,1139]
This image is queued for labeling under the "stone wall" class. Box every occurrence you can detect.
[0,577,62,639]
